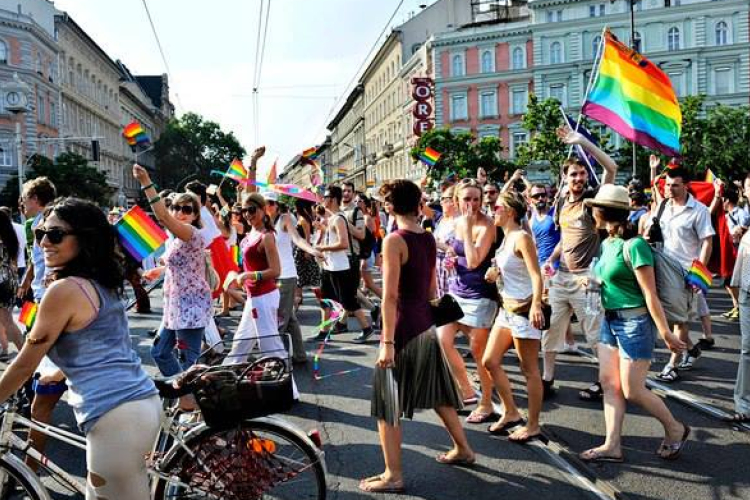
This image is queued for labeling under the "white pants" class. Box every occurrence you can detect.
[223,290,298,398]
[86,395,162,500]
[544,270,602,353]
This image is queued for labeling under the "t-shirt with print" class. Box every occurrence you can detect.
[559,196,599,272]
[595,236,653,310]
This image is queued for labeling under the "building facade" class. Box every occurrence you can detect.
[327,85,365,187]
[0,0,60,189]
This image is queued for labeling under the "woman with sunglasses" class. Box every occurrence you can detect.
[435,185,458,297]
[0,197,161,500]
[134,166,212,389]
[439,178,498,423]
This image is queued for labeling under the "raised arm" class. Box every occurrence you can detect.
[133,164,195,242]
[557,126,618,184]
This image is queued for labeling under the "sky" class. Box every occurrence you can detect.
[52,0,436,178]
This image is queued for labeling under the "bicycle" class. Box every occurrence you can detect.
[0,355,327,500]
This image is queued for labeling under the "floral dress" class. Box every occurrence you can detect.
[162,228,211,330]
[0,243,16,309]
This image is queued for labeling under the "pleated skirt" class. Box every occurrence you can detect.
[371,327,463,425]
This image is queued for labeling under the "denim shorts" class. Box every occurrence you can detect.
[599,310,655,361]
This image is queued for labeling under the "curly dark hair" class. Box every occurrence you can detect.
[49,198,125,294]
[0,209,18,264]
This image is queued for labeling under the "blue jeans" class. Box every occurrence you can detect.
[151,327,204,377]
[599,310,655,361]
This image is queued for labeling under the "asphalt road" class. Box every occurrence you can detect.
[2,282,749,500]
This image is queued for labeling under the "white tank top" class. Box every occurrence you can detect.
[322,214,350,272]
[275,214,298,279]
[495,230,533,300]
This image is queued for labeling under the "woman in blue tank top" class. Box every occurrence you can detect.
[0,198,161,500]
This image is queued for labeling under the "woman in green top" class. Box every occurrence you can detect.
[580,185,689,463]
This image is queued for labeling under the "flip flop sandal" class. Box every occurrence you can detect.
[509,431,548,445]
[488,418,526,436]
[658,423,690,460]
[579,449,624,463]
[436,453,476,466]
[578,382,603,401]
[466,409,497,424]
[656,367,679,383]
[723,413,750,423]
[358,475,405,494]
[462,395,479,406]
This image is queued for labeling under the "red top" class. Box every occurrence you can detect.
[241,231,277,297]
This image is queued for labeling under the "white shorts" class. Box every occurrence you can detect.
[493,308,542,340]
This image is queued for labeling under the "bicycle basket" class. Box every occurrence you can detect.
[193,357,294,429]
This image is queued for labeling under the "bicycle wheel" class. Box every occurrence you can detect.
[153,420,326,500]
[0,455,46,500]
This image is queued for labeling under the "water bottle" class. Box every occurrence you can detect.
[585,257,601,316]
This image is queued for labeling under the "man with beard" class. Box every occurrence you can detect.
[530,184,560,266]
[542,126,618,402]
[483,182,500,215]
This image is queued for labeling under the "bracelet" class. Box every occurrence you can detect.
[141,182,155,191]
[255,271,262,281]
[381,340,394,345]
[148,195,162,204]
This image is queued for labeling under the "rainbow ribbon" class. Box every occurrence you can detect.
[312,299,361,381]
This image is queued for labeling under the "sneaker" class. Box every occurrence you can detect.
[562,342,579,354]
[696,337,716,350]
[729,308,740,321]
[371,305,381,328]
[307,331,329,342]
[353,327,375,343]
[657,365,679,382]
[0,348,9,362]
[722,307,737,318]
[677,346,701,371]
[542,379,556,400]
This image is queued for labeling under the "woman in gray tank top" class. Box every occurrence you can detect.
[0,198,161,500]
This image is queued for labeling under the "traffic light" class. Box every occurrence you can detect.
[91,140,100,162]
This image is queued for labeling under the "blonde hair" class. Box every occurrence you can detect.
[498,191,527,224]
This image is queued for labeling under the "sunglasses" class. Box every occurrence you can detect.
[242,205,259,216]
[169,205,195,215]
[484,190,498,195]
[266,200,277,206]
[530,193,548,199]
[460,178,479,186]
[35,227,75,244]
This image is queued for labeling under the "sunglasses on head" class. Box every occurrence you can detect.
[242,205,259,216]
[35,227,74,244]
[460,178,479,186]
[169,204,195,215]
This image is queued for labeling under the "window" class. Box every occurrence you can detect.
[546,11,554,22]
[37,94,45,123]
[550,42,562,64]
[556,10,563,21]
[480,91,497,118]
[592,35,602,58]
[36,54,42,74]
[481,50,494,73]
[512,47,524,69]
[599,4,605,15]
[0,145,11,167]
[589,5,596,17]
[50,100,57,128]
[451,94,467,121]
[0,41,7,65]
[668,72,684,97]
[512,89,527,114]
[512,132,528,157]
[633,31,642,52]
[452,54,465,77]
[715,21,729,46]
[668,27,680,51]
[549,84,566,105]
[714,68,732,94]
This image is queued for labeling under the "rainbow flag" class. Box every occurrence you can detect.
[267,159,278,184]
[419,147,441,167]
[231,245,242,267]
[366,179,376,188]
[122,122,150,147]
[686,259,712,293]
[705,169,717,183]
[18,302,37,328]
[115,206,168,261]
[337,167,347,179]
[302,147,320,161]
[581,29,681,157]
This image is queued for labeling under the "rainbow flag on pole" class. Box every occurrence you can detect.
[115,206,168,261]
[705,169,717,183]
[686,259,712,293]
[581,29,681,157]
[122,122,151,147]
[419,147,442,167]
[231,245,242,267]
[18,302,37,328]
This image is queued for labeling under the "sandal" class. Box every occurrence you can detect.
[436,452,476,466]
[578,382,603,401]
[657,366,679,383]
[579,448,624,463]
[657,423,690,460]
[358,475,405,494]
[488,418,525,436]
[466,409,497,424]
[724,412,750,423]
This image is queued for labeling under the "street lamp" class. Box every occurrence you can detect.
[1,73,32,198]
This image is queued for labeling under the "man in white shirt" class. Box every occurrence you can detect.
[654,167,715,382]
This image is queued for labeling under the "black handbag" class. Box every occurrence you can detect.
[516,302,553,331]
[431,294,464,328]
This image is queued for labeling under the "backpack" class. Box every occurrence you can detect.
[623,238,692,324]
[351,208,376,259]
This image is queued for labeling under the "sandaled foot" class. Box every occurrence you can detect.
[488,416,525,436]
[724,412,750,423]
[579,447,624,463]
[508,426,547,444]
[436,451,476,466]
[657,423,690,460]
[579,382,603,401]
[466,408,497,424]
[358,475,405,494]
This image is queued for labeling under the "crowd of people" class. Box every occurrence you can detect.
[0,125,747,498]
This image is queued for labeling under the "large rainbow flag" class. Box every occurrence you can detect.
[115,206,168,261]
[581,29,681,157]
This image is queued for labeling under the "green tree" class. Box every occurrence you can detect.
[678,94,706,177]
[515,94,568,178]
[701,104,750,181]
[410,128,514,187]
[153,112,246,189]
[0,152,114,209]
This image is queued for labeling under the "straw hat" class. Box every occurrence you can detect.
[583,184,634,211]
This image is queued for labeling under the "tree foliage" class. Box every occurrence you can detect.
[0,152,113,209]
[153,112,246,190]
[514,94,568,177]
[411,128,514,187]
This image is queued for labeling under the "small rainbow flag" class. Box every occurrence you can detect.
[231,245,242,267]
[337,167,347,179]
[366,179,376,188]
[419,147,441,167]
[302,147,320,161]
[115,206,168,261]
[705,169,717,183]
[122,122,150,147]
[18,301,37,328]
[686,259,712,293]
